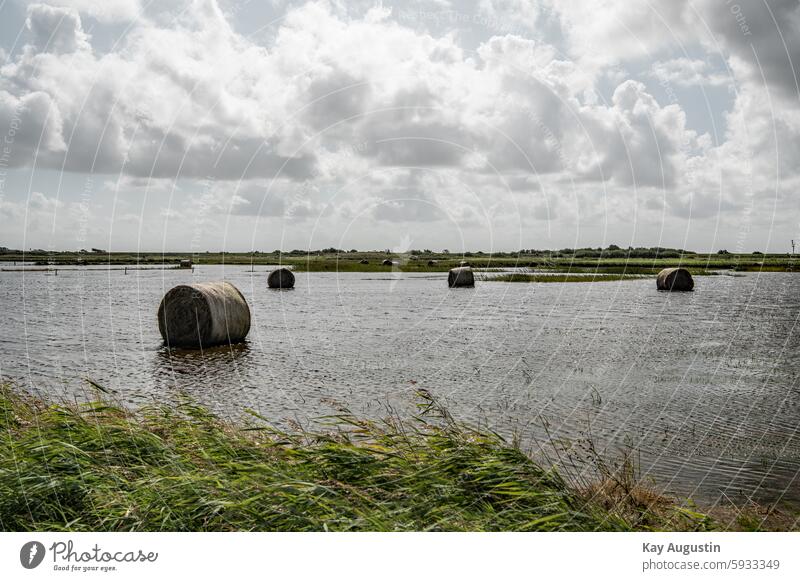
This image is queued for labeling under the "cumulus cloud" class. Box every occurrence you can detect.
[24,3,89,54]
[580,80,703,188]
[22,0,142,23]
[2,0,322,180]
[540,0,800,231]
[693,0,800,98]
[0,89,66,154]
[650,58,729,87]
[477,0,540,33]
[1,0,706,190]
[545,0,697,70]
[1,0,798,251]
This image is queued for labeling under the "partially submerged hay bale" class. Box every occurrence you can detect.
[158,282,251,348]
[656,267,694,291]
[268,267,295,289]
[448,266,475,288]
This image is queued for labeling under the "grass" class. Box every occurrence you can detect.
[3,383,766,532]
[1,250,798,273]
[481,273,644,283]
[554,265,719,275]
[290,259,446,273]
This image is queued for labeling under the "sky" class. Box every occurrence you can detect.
[0,0,798,253]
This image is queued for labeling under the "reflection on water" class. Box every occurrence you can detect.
[1,265,798,506]
[153,342,253,388]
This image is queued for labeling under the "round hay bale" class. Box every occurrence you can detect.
[382,259,394,266]
[656,267,694,291]
[359,259,369,264]
[448,266,475,288]
[427,260,438,266]
[268,267,295,289]
[158,282,251,348]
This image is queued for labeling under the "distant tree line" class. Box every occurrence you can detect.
[0,245,786,257]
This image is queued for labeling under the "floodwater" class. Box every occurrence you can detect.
[1,265,799,507]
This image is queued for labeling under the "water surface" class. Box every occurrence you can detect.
[1,265,798,507]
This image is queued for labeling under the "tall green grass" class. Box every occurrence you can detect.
[482,273,644,283]
[3,249,796,272]
[0,385,725,532]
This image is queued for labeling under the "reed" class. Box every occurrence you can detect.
[0,384,778,532]
[482,273,643,283]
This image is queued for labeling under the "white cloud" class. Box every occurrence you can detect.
[0,0,798,251]
[23,0,142,23]
[574,80,702,188]
[4,0,701,189]
[0,89,66,153]
[478,0,540,33]
[25,3,90,53]
[2,1,320,179]
[650,58,729,87]
[693,0,800,98]
[545,0,697,70]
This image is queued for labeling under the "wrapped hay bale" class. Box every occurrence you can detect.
[448,266,475,288]
[158,282,251,348]
[268,267,295,289]
[656,267,694,291]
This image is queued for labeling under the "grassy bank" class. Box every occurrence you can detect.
[481,273,644,283]
[1,249,797,273]
[4,384,792,532]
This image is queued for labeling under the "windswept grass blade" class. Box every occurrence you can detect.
[0,383,789,532]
